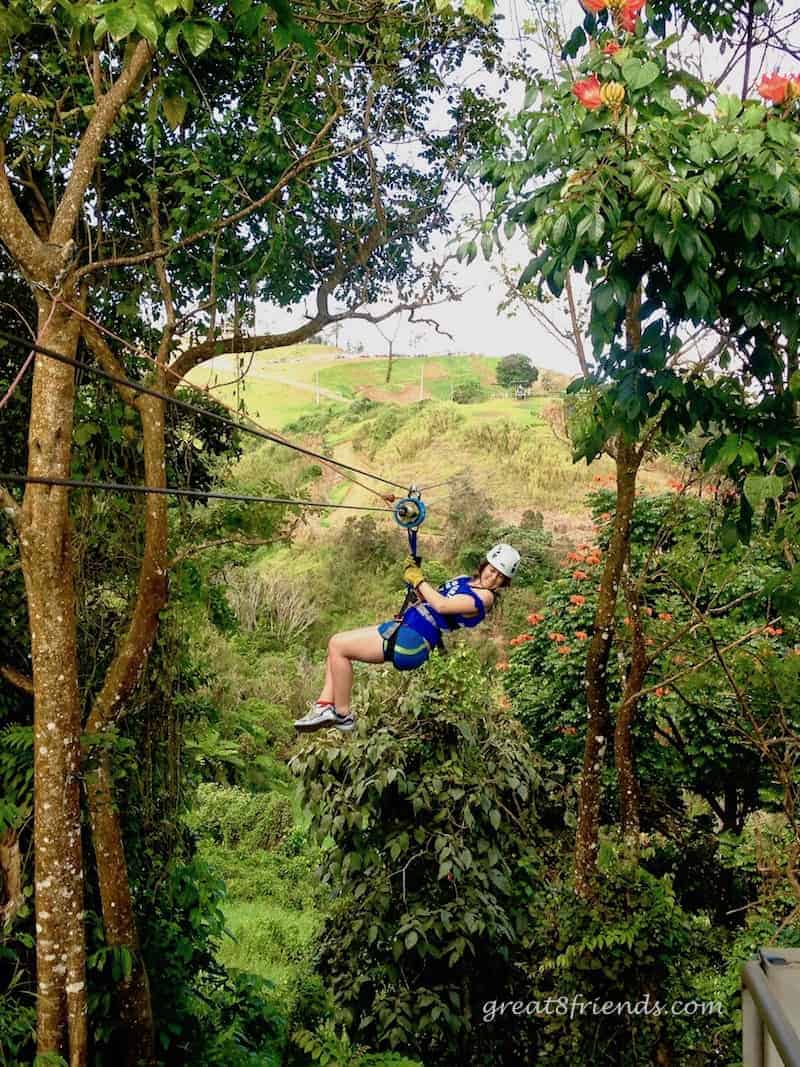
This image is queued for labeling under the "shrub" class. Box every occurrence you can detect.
[451,378,487,404]
[190,783,294,851]
[293,647,550,1065]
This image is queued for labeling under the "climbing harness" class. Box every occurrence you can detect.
[385,486,440,662]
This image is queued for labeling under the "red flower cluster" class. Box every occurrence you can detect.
[657,612,673,622]
[603,41,621,55]
[765,625,784,636]
[654,686,671,697]
[548,631,567,642]
[572,570,589,580]
[573,74,603,110]
[581,0,645,28]
[570,594,587,606]
[575,630,589,641]
[556,644,573,655]
[667,479,686,492]
[757,72,800,104]
[527,612,545,624]
[510,633,533,646]
[496,660,509,671]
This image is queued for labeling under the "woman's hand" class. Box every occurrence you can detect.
[403,556,425,588]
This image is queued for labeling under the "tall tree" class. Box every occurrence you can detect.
[480,1,800,897]
[0,1,500,1061]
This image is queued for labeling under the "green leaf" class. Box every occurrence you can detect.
[551,213,568,244]
[104,3,138,40]
[743,474,783,508]
[74,422,100,446]
[633,61,659,90]
[164,22,181,50]
[742,210,760,240]
[711,132,737,157]
[134,0,160,42]
[405,930,418,949]
[180,18,213,55]
[789,370,800,398]
[162,94,188,130]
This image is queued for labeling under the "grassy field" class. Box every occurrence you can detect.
[187,343,672,526]
[185,346,565,427]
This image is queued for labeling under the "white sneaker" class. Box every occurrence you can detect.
[294,703,339,732]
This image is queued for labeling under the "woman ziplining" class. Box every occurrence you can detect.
[293,541,521,734]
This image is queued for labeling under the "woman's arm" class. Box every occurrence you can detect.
[416,581,494,616]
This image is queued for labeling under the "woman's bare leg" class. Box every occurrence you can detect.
[317,626,384,715]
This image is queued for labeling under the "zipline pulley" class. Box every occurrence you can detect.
[393,485,426,565]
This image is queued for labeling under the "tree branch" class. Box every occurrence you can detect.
[0,665,33,695]
[0,485,20,528]
[168,537,279,568]
[50,40,153,247]
[0,141,50,280]
[75,103,346,282]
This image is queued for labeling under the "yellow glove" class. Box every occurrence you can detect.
[403,555,425,588]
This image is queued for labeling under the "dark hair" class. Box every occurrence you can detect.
[471,558,510,611]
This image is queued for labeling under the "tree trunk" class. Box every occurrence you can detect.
[615,568,647,838]
[84,381,169,1067]
[19,299,88,1066]
[0,828,23,923]
[574,437,641,898]
[87,758,155,1066]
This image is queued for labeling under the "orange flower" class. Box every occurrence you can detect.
[654,686,670,697]
[496,661,509,671]
[548,631,567,642]
[585,554,602,566]
[573,74,603,111]
[757,72,794,104]
[527,612,545,624]
[576,630,589,640]
[603,40,621,55]
[619,0,646,32]
[765,626,784,636]
[557,645,573,655]
[623,616,631,626]
[561,725,578,735]
[643,606,653,617]
[572,570,589,580]
[566,551,582,562]
[599,512,612,522]
[570,594,587,606]
[657,612,673,622]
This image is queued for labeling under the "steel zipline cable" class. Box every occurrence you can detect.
[0,327,408,495]
[0,474,395,513]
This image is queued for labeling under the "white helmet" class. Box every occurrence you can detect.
[485,543,521,580]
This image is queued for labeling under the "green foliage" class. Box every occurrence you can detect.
[481,25,800,507]
[293,1020,424,1066]
[293,647,550,1063]
[512,840,722,1065]
[495,353,538,389]
[190,783,294,851]
[504,490,798,832]
[138,854,286,1063]
[451,377,487,404]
